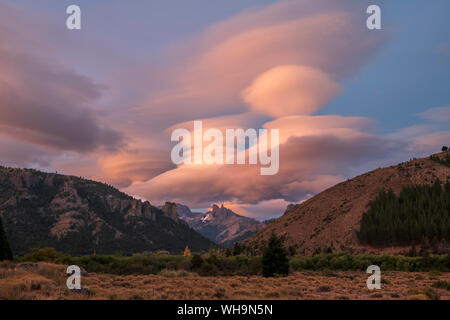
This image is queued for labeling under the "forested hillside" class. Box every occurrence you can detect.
[244,152,450,255]
[359,179,450,246]
[0,166,213,255]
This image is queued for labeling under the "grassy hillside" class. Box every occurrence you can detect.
[244,152,450,255]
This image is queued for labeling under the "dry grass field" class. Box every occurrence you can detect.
[0,261,449,300]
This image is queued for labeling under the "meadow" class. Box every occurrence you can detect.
[1,247,448,300]
[0,261,449,300]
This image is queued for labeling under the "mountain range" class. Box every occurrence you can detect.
[0,166,213,255]
[1,151,448,257]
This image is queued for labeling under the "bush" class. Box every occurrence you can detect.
[432,280,450,291]
[199,262,219,276]
[407,288,440,300]
[159,269,198,277]
[289,252,449,272]
[23,247,66,263]
[430,154,450,167]
[262,233,289,277]
[191,254,204,270]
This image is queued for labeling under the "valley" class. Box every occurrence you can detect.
[1,261,449,300]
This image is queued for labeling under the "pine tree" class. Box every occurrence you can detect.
[359,181,450,246]
[262,233,289,277]
[0,217,13,261]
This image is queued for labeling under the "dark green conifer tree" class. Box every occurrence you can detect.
[262,233,289,277]
[0,217,13,261]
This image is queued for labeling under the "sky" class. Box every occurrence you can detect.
[1,0,449,219]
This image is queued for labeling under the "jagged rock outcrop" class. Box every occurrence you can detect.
[160,202,190,225]
[177,203,272,247]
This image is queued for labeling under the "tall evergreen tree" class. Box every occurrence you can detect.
[0,217,13,261]
[262,233,289,277]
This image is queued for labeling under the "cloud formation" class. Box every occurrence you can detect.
[113,0,387,202]
[126,114,403,209]
[390,106,450,156]
[0,5,123,154]
[98,149,176,188]
[418,106,450,122]
[134,0,385,125]
[116,0,395,217]
[242,65,340,117]
[2,0,447,220]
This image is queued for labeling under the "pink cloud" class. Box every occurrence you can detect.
[134,1,385,125]
[242,65,340,117]
[98,149,176,188]
[126,114,402,209]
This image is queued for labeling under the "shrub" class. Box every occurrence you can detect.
[159,269,198,277]
[407,288,440,300]
[407,294,429,300]
[23,247,66,263]
[199,262,218,276]
[430,153,450,167]
[289,252,449,272]
[191,254,204,270]
[432,280,450,291]
[317,285,332,292]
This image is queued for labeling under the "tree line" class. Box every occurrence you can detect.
[359,179,450,246]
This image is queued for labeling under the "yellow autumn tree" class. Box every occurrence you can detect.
[183,245,191,257]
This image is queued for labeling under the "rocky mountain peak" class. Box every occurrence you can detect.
[177,203,274,247]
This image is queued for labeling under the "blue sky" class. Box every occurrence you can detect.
[322,0,450,131]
